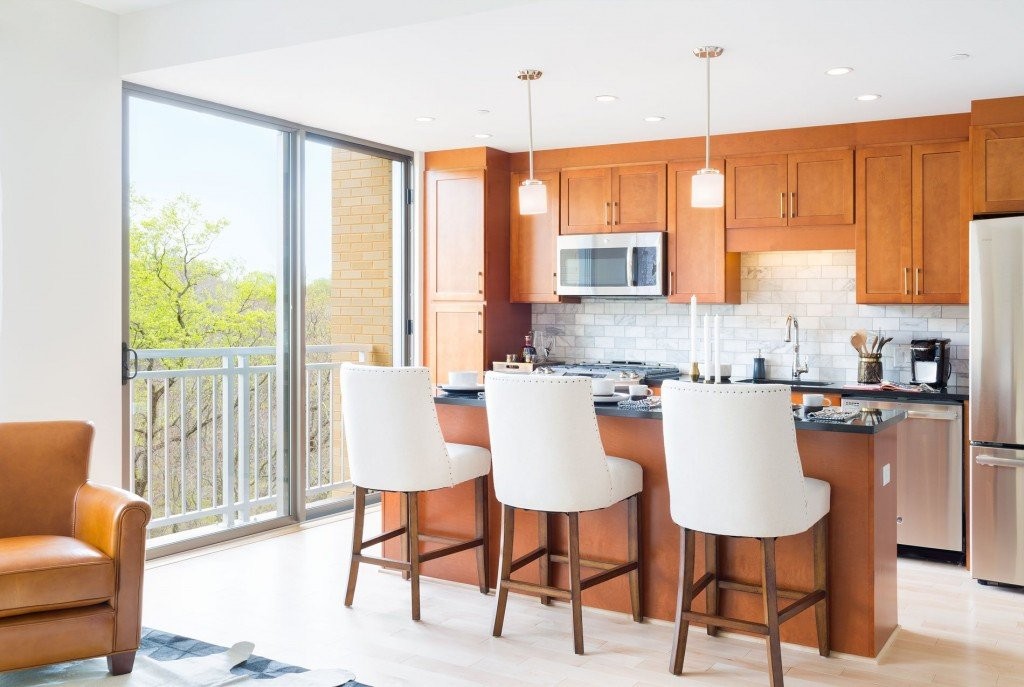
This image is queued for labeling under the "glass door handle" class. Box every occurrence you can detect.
[122,342,138,385]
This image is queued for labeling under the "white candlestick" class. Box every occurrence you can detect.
[714,315,722,384]
[703,315,710,380]
[690,295,697,367]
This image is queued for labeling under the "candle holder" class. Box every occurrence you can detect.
[690,362,700,382]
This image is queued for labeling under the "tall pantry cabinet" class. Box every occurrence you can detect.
[423,148,531,384]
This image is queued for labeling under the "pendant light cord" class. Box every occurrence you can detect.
[704,51,711,169]
[527,76,536,180]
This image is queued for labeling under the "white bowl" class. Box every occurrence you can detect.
[448,371,479,386]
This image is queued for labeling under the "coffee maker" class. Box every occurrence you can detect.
[910,338,952,386]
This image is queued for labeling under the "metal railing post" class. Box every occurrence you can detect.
[238,353,251,523]
[222,354,237,529]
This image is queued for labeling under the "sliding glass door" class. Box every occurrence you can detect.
[124,87,411,551]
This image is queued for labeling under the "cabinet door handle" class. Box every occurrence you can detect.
[605,202,612,226]
[904,267,910,295]
[478,271,483,295]
[790,192,796,218]
[613,201,619,225]
[477,311,483,334]
[915,267,921,296]
[669,271,674,296]
[780,192,786,219]
[552,272,557,296]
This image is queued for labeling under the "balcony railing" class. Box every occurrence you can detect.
[129,344,369,544]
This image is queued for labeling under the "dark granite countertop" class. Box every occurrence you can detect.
[434,392,906,435]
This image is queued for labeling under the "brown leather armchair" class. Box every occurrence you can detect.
[0,421,151,675]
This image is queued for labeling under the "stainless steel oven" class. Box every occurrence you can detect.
[556,232,665,296]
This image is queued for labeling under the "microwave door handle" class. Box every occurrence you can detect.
[626,247,636,286]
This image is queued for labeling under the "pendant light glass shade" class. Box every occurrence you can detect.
[517,69,546,215]
[691,168,724,207]
[519,179,547,215]
[691,46,724,209]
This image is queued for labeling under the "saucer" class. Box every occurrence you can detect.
[593,392,629,404]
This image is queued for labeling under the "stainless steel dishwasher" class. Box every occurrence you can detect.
[846,397,963,555]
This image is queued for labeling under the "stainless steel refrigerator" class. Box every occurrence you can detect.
[970,215,1024,585]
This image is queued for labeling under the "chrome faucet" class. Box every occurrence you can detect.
[785,315,809,381]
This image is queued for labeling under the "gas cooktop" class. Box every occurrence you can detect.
[540,361,682,383]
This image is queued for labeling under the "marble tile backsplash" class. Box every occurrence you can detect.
[533,250,970,386]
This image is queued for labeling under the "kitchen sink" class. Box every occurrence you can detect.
[734,378,834,387]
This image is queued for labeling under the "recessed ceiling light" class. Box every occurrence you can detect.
[414,116,435,122]
[595,95,618,102]
[951,53,971,60]
[644,115,666,122]
[825,67,853,76]
[476,109,491,115]
[473,133,492,139]
[855,94,881,101]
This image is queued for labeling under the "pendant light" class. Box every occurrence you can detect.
[516,69,547,215]
[692,46,724,208]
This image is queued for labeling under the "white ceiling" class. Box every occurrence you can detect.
[122,0,1024,153]
[77,0,178,14]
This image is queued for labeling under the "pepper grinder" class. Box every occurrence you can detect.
[752,349,767,381]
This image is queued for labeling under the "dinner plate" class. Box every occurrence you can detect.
[439,384,485,392]
[593,392,630,404]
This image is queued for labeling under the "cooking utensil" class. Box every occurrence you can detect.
[851,331,868,355]
[869,334,878,354]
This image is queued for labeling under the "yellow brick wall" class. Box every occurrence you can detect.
[331,149,393,366]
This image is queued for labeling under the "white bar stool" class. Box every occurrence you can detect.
[484,372,643,655]
[660,382,831,686]
[340,364,491,620]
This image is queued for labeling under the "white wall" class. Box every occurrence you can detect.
[0,0,123,485]
[535,250,969,386]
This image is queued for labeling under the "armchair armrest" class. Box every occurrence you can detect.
[73,482,151,652]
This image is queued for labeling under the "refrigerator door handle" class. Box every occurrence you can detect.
[975,454,1024,469]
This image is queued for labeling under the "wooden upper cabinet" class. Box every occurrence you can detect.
[666,159,738,304]
[856,145,913,304]
[561,163,666,233]
[914,141,970,304]
[510,170,561,303]
[611,163,667,232]
[725,154,788,228]
[561,167,611,234]
[788,149,854,226]
[856,141,969,305]
[726,149,853,229]
[972,123,1024,215]
[426,168,485,301]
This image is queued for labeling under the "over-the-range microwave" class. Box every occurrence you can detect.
[556,232,666,296]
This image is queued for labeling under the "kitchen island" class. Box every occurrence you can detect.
[380,395,903,658]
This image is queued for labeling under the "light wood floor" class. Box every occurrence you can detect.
[144,506,1024,686]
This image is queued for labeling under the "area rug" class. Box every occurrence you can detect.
[0,628,368,686]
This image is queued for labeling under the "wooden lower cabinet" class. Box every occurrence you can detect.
[856,141,969,304]
[425,302,484,385]
[666,159,738,303]
[972,122,1024,215]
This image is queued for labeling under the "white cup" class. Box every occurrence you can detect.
[628,384,653,400]
[591,378,616,396]
[448,370,479,387]
[802,393,832,412]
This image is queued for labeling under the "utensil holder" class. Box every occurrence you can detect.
[858,354,883,384]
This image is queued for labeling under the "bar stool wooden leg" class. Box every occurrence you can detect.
[814,514,830,656]
[567,512,584,655]
[627,492,643,623]
[761,537,784,687]
[538,511,551,606]
[474,475,489,594]
[670,528,695,675]
[407,491,421,621]
[399,490,410,581]
[344,486,366,607]
[493,504,516,637]
[705,533,719,636]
